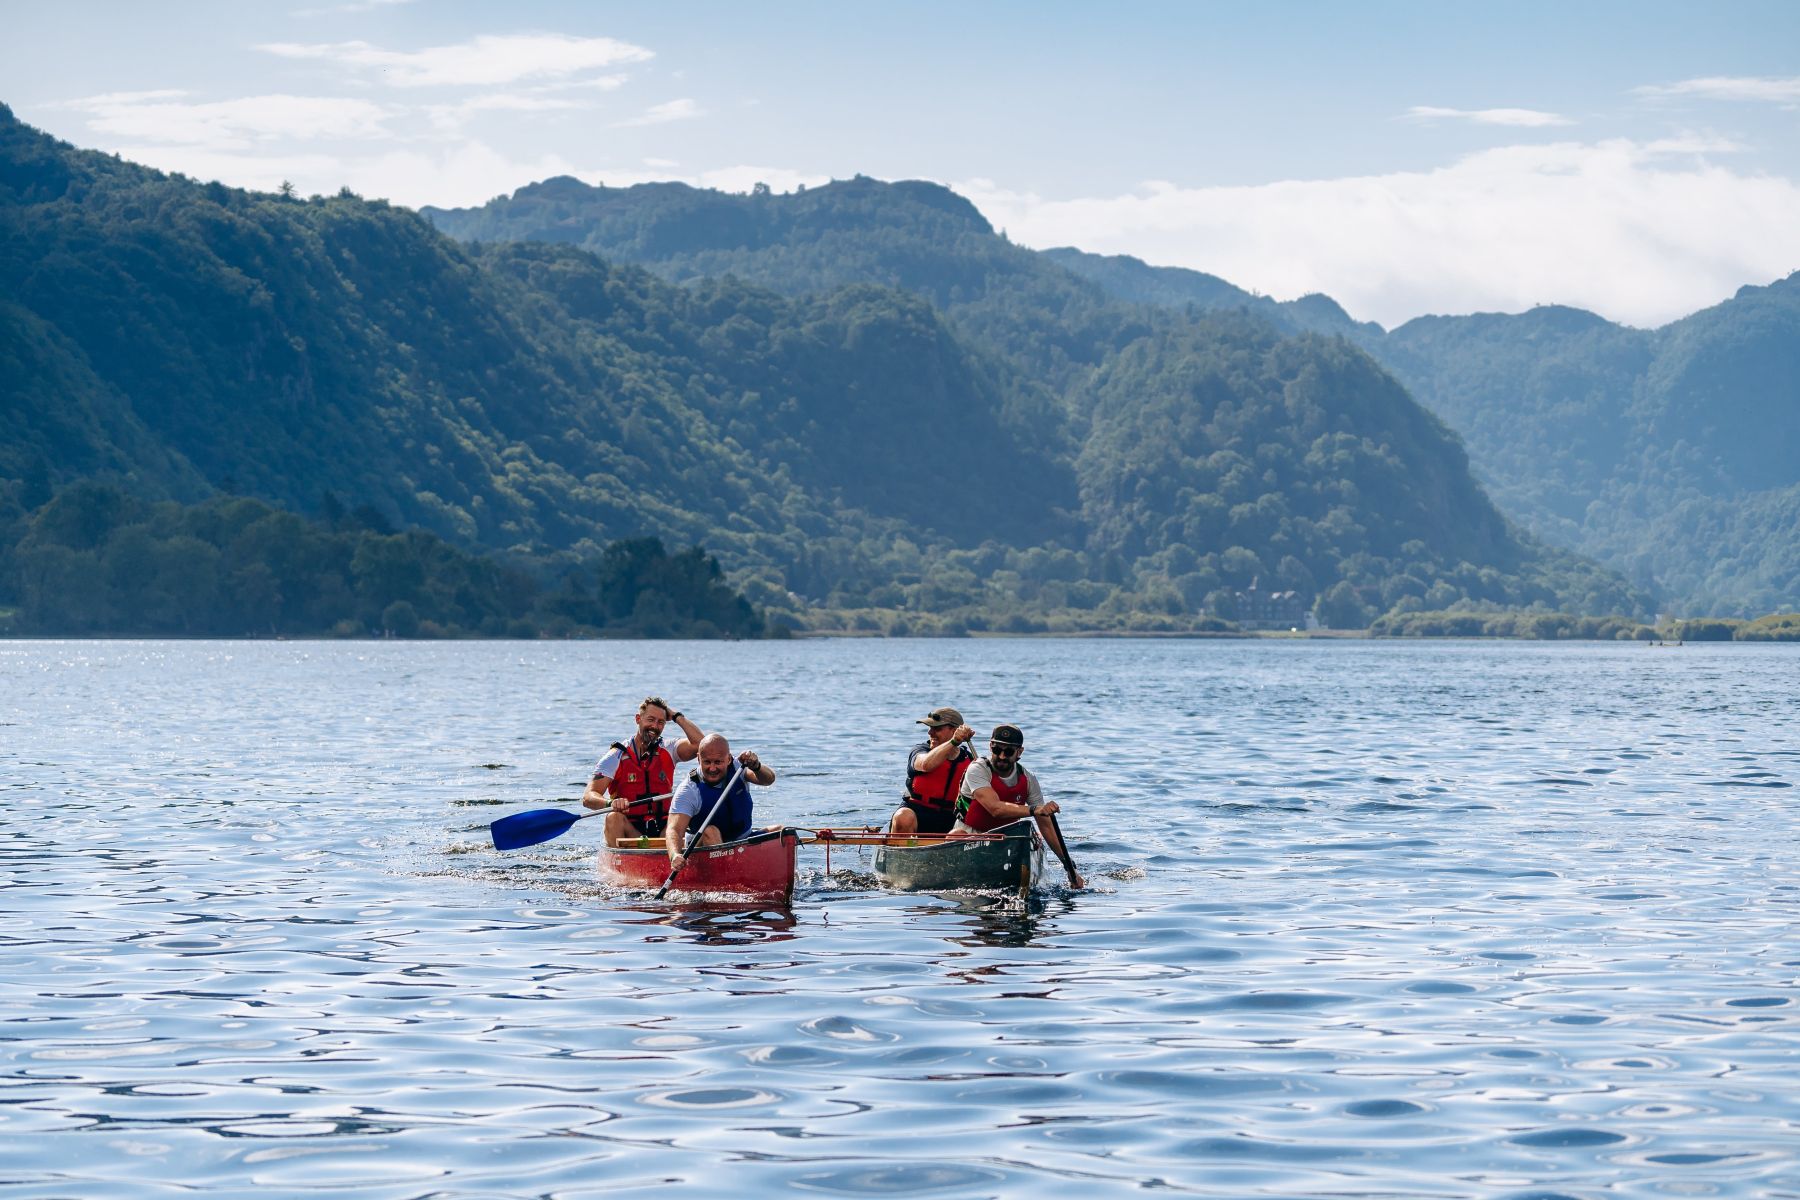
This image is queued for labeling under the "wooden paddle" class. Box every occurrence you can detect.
[489,794,669,851]
[655,763,747,899]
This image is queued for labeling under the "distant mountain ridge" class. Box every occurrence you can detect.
[2,106,1647,630]
[1040,247,1382,340]
[436,171,1795,614]
[1043,250,1800,615]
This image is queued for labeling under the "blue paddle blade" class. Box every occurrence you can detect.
[491,807,585,851]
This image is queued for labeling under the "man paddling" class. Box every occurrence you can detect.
[583,697,704,846]
[889,706,976,838]
[666,733,778,871]
[952,724,1085,888]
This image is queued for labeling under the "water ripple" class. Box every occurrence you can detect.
[3,638,1797,1197]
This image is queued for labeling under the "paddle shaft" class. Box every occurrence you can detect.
[655,763,747,899]
[582,792,668,814]
[609,791,672,814]
[489,793,671,851]
[1045,811,1082,885]
[573,791,669,824]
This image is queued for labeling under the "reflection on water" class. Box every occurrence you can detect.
[624,901,801,946]
[2,638,1797,1197]
[921,894,1056,948]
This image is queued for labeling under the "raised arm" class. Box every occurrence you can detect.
[737,749,776,786]
[669,709,702,761]
[912,724,974,772]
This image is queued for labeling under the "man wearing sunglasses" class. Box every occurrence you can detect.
[953,724,1084,888]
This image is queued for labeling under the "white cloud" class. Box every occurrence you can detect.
[1636,75,1800,105]
[61,92,395,149]
[107,139,587,208]
[101,144,349,193]
[106,136,827,207]
[257,33,652,88]
[422,92,591,135]
[537,75,629,93]
[1406,106,1574,127]
[614,98,702,127]
[1641,132,1746,155]
[341,142,590,207]
[416,74,635,132]
[52,88,190,107]
[958,138,1800,328]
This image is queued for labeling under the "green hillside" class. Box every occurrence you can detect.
[3,107,1646,632]
[1047,247,1800,615]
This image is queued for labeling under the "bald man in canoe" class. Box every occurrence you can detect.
[666,733,778,872]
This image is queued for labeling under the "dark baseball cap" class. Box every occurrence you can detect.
[917,706,964,728]
[989,724,1024,748]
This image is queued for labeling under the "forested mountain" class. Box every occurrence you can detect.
[1040,247,1381,341]
[1047,249,1800,615]
[3,106,1645,633]
[429,173,1157,447]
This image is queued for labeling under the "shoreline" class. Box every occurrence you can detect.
[7,629,1789,644]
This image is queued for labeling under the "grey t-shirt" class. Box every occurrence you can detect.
[669,775,708,819]
[959,757,1043,811]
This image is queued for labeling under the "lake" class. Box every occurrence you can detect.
[2,638,1796,1198]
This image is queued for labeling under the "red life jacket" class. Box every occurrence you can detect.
[609,739,677,821]
[905,740,973,812]
[959,758,1032,833]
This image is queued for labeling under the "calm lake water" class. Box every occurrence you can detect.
[2,638,1797,1198]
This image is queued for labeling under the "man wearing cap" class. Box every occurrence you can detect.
[953,724,1085,888]
[888,706,977,838]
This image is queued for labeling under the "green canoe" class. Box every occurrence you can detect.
[872,818,1043,892]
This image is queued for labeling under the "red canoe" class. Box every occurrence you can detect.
[598,827,799,901]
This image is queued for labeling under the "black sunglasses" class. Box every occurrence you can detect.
[989,744,1021,756]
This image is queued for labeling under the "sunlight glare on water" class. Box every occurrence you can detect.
[2,638,1797,1197]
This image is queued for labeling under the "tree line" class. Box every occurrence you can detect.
[1369,609,1800,641]
[0,484,766,639]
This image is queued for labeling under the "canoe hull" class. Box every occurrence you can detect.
[873,818,1043,891]
[599,827,799,901]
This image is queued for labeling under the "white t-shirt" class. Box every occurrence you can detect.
[669,775,704,819]
[959,757,1044,811]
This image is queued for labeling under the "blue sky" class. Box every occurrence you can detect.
[5,1,1797,327]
